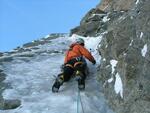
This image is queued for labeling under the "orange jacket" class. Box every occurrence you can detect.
[64,43,95,64]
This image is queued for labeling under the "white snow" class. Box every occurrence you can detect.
[105,44,108,48]
[93,14,106,16]
[105,65,110,68]
[110,60,118,74]
[141,44,147,57]
[130,16,134,19]
[129,40,133,46]
[44,34,50,39]
[123,53,127,56]
[89,13,106,20]
[103,58,106,61]
[0,35,114,113]
[101,31,108,35]
[118,16,126,21]
[108,60,118,84]
[140,32,143,39]
[108,77,113,83]
[136,0,140,4]
[114,73,123,98]
[102,16,110,22]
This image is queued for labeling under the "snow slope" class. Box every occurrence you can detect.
[0,35,114,113]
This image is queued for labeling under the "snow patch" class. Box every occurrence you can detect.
[45,34,50,38]
[123,53,127,56]
[31,40,36,43]
[103,58,106,61]
[129,40,133,46]
[118,16,126,21]
[102,16,110,22]
[110,60,118,74]
[140,32,143,39]
[114,73,123,98]
[130,16,134,19]
[108,77,113,83]
[136,0,140,4]
[89,13,106,19]
[93,14,106,16]
[105,44,108,48]
[105,65,110,68]
[141,44,147,57]
[101,31,108,35]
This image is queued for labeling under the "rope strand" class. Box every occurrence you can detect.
[77,88,80,113]
[77,88,85,113]
[79,89,85,113]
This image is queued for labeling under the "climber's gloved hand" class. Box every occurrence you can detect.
[92,60,96,65]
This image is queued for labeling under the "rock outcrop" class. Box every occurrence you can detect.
[71,0,150,113]
[71,8,106,36]
[97,0,135,11]
[0,69,21,110]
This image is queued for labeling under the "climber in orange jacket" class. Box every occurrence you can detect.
[64,42,95,64]
[52,38,96,93]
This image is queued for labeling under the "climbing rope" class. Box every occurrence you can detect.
[77,88,85,113]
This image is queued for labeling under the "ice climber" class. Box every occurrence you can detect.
[52,38,96,92]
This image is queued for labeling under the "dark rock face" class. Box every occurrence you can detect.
[71,8,106,36]
[97,0,135,11]
[0,72,6,82]
[98,1,150,112]
[23,40,51,48]
[71,0,150,113]
[0,53,3,57]
[23,33,66,48]
[0,69,21,110]
[0,99,21,110]
[0,57,13,62]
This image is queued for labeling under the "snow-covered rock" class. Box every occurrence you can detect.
[0,34,114,113]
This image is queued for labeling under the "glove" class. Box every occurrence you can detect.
[92,60,96,65]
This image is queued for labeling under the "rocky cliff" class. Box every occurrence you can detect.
[71,0,150,113]
[97,0,135,11]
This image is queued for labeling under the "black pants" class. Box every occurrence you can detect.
[60,57,87,82]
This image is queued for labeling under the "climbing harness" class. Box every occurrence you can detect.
[65,64,74,69]
[74,61,83,67]
[77,87,85,113]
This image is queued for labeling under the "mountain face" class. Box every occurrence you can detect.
[0,33,68,110]
[97,0,135,11]
[0,0,150,113]
[71,0,150,113]
[0,34,115,113]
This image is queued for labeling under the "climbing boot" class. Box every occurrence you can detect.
[75,70,85,90]
[52,75,64,93]
[75,71,82,81]
[78,79,85,90]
